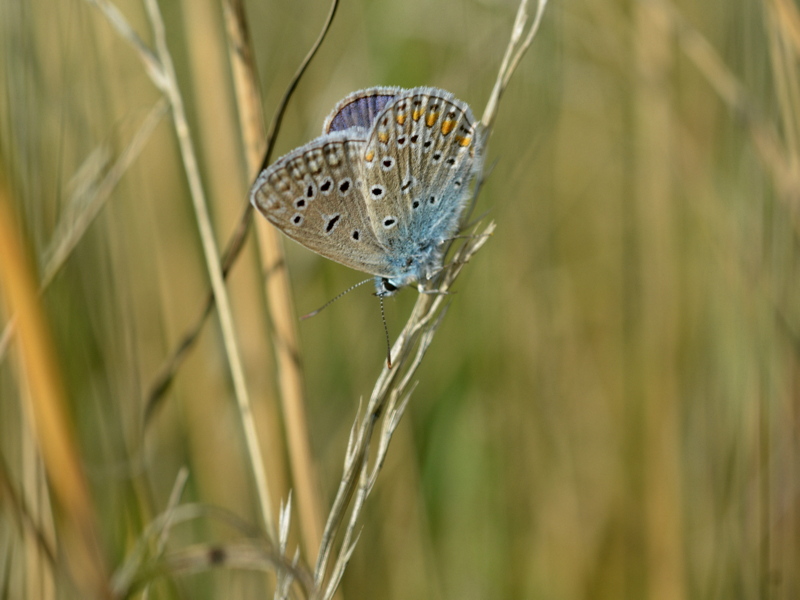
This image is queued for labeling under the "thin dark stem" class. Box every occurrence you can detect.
[259,0,340,173]
[143,0,340,422]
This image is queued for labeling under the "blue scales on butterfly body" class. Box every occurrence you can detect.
[250,87,483,296]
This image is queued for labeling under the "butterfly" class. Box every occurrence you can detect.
[250,86,483,297]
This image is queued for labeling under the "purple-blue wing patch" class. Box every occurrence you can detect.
[323,88,399,133]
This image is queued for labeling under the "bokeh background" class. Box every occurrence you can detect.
[2,0,799,598]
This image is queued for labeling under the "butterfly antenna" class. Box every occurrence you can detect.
[301,277,373,320]
[380,295,393,368]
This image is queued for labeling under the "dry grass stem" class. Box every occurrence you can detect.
[0,182,110,599]
[5,0,798,596]
[3,0,799,594]
[312,220,494,594]
[671,1,800,222]
[482,0,548,130]
[111,502,276,594]
[222,0,341,560]
[140,467,189,600]
[142,0,340,558]
[0,452,57,570]
[0,99,167,365]
[87,0,276,539]
[275,493,295,598]
[313,225,496,594]
[41,99,169,289]
[118,542,313,598]
[311,2,542,593]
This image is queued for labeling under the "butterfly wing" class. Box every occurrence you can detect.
[323,87,401,133]
[250,131,394,277]
[360,87,482,254]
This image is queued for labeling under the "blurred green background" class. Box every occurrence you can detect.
[2,0,799,598]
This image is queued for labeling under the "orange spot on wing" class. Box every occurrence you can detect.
[396,113,406,125]
[365,150,375,162]
[378,131,389,143]
[456,135,472,147]
[425,112,439,127]
[412,109,423,121]
[441,120,455,135]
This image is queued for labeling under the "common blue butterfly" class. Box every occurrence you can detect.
[250,87,482,297]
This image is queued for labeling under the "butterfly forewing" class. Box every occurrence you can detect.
[250,132,393,277]
[361,88,481,250]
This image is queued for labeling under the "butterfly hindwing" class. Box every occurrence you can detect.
[250,131,393,277]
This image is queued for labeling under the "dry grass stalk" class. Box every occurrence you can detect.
[140,0,341,560]
[87,0,276,539]
[671,0,800,234]
[313,222,495,599]
[310,1,547,595]
[5,0,798,596]
[3,0,545,595]
[221,0,342,560]
[0,181,110,599]
[0,99,167,366]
